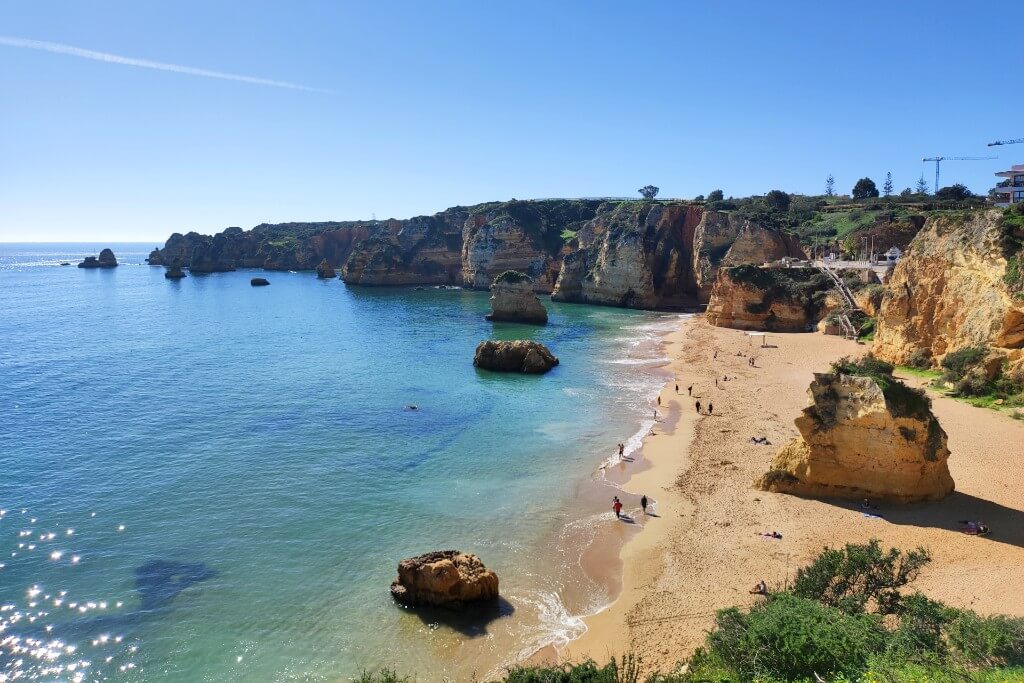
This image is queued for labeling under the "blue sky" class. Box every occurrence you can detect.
[1,1,1020,241]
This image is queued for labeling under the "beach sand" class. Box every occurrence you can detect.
[561,315,1024,674]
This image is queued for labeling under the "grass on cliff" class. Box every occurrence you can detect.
[355,542,1024,683]
[830,355,933,420]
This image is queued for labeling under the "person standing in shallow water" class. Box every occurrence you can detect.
[641,495,648,515]
[613,497,623,519]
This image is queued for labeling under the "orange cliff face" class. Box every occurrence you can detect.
[873,209,1024,375]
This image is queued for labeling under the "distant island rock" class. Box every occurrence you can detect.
[250,277,270,287]
[164,258,186,279]
[315,258,336,279]
[473,340,558,374]
[77,248,118,269]
[757,358,954,503]
[485,271,548,325]
[390,550,499,609]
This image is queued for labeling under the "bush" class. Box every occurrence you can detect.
[707,593,885,680]
[907,348,932,370]
[955,369,991,397]
[831,355,933,419]
[941,346,988,382]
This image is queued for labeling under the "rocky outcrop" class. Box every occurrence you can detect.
[164,258,186,279]
[78,248,118,269]
[148,223,374,273]
[473,340,559,374]
[551,205,803,309]
[342,211,467,286]
[706,265,833,332]
[873,209,1024,373]
[315,258,336,279]
[485,271,548,324]
[250,277,270,287]
[758,364,954,503]
[390,551,499,609]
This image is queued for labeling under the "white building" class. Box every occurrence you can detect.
[991,164,1024,207]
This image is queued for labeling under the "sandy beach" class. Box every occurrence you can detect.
[561,315,1024,674]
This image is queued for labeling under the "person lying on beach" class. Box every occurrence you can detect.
[757,531,783,539]
[750,580,768,595]
[959,520,991,536]
[750,436,771,445]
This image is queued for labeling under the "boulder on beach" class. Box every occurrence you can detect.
[485,271,548,325]
[390,550,499,609]
[473,340,559,374]
[315,258,336,279]
[78,248,118,269]
[164,258,186,279]
[250,277,270,287]
[757,358,954,503]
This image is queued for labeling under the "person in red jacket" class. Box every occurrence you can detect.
[612,497,623,519]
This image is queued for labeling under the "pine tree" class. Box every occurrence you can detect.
[915,174,929,195]
[883,172,894,197]
[825,174,835,197]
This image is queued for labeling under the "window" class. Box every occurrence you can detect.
[1014,174,1024,187]
[1014,190,1024,202]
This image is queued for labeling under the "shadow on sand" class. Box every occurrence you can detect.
[398,596,516,637]
[834,492,1024,550]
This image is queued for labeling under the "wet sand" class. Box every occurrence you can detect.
[560,316,1024,674]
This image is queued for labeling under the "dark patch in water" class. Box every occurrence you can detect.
[397,596,515,637]
[134,559,217,611]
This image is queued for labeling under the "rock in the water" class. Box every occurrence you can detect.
[757,360,954,503]
[485,271,548,324]
[473,340,559,374]
[164,258,186,279]
[390,550,499,609]
[315,258,336,279]
[251,277,270,287]
[78,248,118,269]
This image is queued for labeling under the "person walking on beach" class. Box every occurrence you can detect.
[708,402,714,415]
[675,382,679,393]
[695,400,701,414]
[657,395,661,406]
[640,495,648,515]
[612,497,623,519]
[618,443,624,457]
[687,385,693,396]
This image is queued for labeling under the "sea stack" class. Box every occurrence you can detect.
[315,258,336,279]
[485,271,548,325]
[473,340,558,374]
[390,551,499,610]
[78,248,118,269]
[164,258,186,279]
[757,358,954,503]
[250,277,270,287]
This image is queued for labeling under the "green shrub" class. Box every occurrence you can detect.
[495,270,531,284]
[792,540,930,615]
[502,656,649,683]
[707,593,885,680]
[907,348,932,370]
[946,611,1024,668]
[954,369,991,397]
[941,346,988,382]
[831,355,932,419]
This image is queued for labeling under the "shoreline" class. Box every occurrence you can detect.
[553,315,1024,674]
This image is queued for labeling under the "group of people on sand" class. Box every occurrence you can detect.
[694,400,713,415]
[611,494,650,519]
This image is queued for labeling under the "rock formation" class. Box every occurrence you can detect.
[551,204,803,309]
[390,550,499,609]
[757,362,954,503]
[77,248,118,269]
[873,209,1024,375]
[706,265,833,332]
[250,277,270,287]
[485,271,548,324]
[315,258,336,279]
[164,258,186,279]
[473,340,559,374]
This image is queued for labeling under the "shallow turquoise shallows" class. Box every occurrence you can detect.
[0,244,676,682]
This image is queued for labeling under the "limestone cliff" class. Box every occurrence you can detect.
[148,223,374,273]
[485,271,548,324]
[758,361,954,503]
[706,265,833,332]
[552,204,803,309]
[873,209,1024,371]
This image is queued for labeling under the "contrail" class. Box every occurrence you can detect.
[0,36,331,93]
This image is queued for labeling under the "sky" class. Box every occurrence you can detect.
[1,1,1021,242]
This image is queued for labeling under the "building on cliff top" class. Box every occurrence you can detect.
[991,164,1024,207]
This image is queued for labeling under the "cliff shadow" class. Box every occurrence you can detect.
[834,492,1024,550]
[396,596,515,637]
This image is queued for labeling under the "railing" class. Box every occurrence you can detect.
[816,263,860,340]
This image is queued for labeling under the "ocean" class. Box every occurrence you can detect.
[0,243,680,682]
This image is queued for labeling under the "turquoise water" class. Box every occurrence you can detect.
[0,244,677,682]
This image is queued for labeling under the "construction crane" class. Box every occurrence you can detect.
[921,156,997,194]
[988,138,1024,147]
